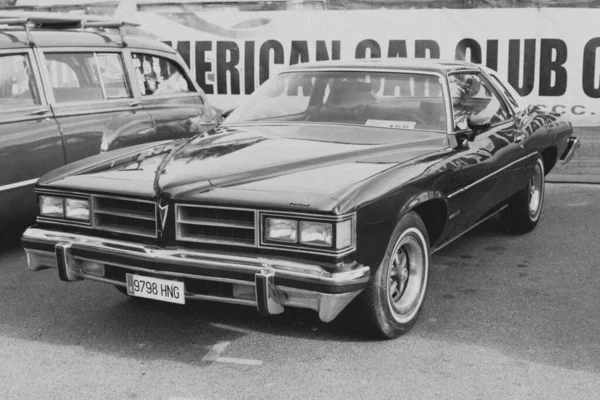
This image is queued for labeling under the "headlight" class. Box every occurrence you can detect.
[39,195,64,218]
[265,218,297,243]
[299,221,332,247]
[65,198,90,221]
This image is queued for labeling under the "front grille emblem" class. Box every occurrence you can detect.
[158,203,169,230]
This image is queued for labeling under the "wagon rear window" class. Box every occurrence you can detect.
[226,71,447,132]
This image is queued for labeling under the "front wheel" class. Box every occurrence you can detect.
[501,155,545,234]
[360,211,430,339]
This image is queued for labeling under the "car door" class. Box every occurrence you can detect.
[38,48,156,163]
[445,71,528,236]
[129,50,219,142]
[0,49,65,223]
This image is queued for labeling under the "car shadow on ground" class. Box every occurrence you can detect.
[0,219,505,364]
[3,205,599,373]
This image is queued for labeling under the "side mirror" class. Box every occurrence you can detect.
[466,114,491,132]
[455,130,475,145]
[221,108,235,119]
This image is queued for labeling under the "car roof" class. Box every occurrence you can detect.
[284,58,481,75]
[0,28,175,53]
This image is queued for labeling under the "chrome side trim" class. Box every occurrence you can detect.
[0,178,38,192]
[447,152,538,199]
[52,105,136,117]
[433,204,508,254]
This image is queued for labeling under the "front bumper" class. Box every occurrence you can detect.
[22,227,370,322]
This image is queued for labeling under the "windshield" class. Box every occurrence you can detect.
[226,71,447,132]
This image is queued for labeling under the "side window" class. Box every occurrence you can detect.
[448,73,509,131]
[45,52,130,103]
[0,54,39,108]
[92,53,130,98]
[489,74,528,113]
[132,53,194,96]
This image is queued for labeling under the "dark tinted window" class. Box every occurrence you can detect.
[0,54,39,108]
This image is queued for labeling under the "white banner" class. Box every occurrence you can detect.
[129,8,600,126]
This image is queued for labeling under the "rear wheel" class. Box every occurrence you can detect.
[360,211,430,339]
[501,156,545,234]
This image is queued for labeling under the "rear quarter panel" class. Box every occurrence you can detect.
[520,107,573,172]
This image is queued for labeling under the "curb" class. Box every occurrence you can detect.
[546,174,600,184]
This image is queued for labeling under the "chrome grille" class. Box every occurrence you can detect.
[93,196,157,238]
[176,205,257,246]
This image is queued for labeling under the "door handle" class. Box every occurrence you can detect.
[29,107,51,116]
[129,100,142,107]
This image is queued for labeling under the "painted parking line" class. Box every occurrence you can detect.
[169,397,225,400]
[202,341,263,366]
[210,322,255,334]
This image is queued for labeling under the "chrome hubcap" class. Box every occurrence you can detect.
[528,163,543,218]
[390,249,410,302]
[387,232,427,323]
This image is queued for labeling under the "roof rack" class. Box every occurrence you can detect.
[0,11,139,47]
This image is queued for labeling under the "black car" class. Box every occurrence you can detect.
[22,59,578,338]
[0,12,220,227]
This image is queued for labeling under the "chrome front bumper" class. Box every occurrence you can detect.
[22,227,370,323]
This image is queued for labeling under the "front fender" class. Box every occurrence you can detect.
[355,187,449,275]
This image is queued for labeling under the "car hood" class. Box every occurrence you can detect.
[40,124,448,208]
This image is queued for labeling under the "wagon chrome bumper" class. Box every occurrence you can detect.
[22,227,370,322]
[560,136,579,164]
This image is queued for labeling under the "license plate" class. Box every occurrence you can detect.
[125,274,185,305]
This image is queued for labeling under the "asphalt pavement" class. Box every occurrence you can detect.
[0,183,599,400]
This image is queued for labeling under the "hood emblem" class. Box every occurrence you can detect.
[158,203,169,230]
[289,202,310,207]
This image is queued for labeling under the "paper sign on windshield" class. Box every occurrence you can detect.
[365,120,417,129]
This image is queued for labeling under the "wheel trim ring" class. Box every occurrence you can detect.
[528,161,544,220]
[385,228,428,324]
